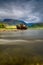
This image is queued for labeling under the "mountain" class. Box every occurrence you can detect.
[2,19,27,25]
[26,23,35,26]
[0,19,43,27]
[27,23,43,27]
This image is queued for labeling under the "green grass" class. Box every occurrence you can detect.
[28,26,43,30]
[0,45,43,65]
[0,28,17,32]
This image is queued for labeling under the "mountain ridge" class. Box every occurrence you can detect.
[0,19,43,27]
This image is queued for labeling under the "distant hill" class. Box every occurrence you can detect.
[0,19,43,27]
[2,19,27,25]
[27,23,43,27]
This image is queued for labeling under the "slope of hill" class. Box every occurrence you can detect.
[27,23,43,28]
[3,19,27,25]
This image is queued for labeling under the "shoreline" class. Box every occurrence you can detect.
[0,28,43,32]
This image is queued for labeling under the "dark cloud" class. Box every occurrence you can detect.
[0,0,43,23]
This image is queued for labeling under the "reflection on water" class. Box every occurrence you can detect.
[0,30,43,40]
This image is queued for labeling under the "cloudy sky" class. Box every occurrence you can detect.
[0,0,43,23]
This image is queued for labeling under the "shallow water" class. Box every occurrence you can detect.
[0,30,43,40]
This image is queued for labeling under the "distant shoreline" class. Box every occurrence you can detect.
[0,28,43,32]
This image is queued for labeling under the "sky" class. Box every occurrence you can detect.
[0,0,43,23]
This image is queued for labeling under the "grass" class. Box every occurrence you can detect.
[0,45,43,65]
[28,26,43,30]
[0,28,17,32]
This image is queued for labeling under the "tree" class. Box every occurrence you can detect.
[0,23,5,28]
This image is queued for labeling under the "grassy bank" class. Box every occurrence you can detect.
[27,25,43,30]
[28,27,43,30]
[0,28,17,32]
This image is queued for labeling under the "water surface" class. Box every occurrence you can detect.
[0,30,43,40]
